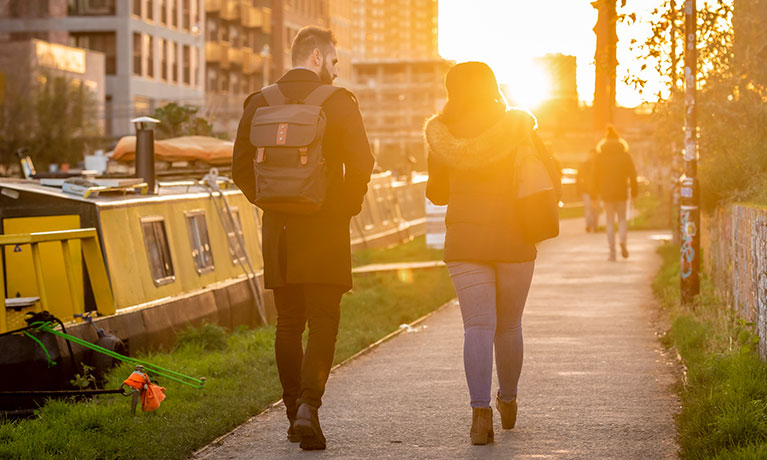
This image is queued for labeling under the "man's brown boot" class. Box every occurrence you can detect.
[496,392,518,429]
[470,407,494,445]
[287,419,301,443]
[293,403,326,450]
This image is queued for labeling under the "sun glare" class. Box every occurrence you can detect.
[438,0,665,108]
[501,60,552,110]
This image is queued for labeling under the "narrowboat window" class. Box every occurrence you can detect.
[140,217,175,286]
[228,208,246,264]
[185,211,215,274]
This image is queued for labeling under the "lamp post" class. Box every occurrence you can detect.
[131,116,160,194]
[681,0,700,305]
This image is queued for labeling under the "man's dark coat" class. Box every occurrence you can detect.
[232,69,374,291]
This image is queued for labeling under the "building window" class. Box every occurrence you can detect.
[147,35,154,78]
[160,39,167,80]
[146,0,154,20]
[230,24,239,48]
[159,0,167,24]
[231,73,239,95]
[220,71,229,92]
[183,45,191,85]
[171,0,178,27]
[206,17,217,41]
[140,217,175,286]
[194,0,201,31]
[207,68,218,92]
[70,32,117,75]
[185,211,215,274]
[132,0,141,16]
[133,32,142,76]
[170,41,178,82]
[101,94,112,138]
[68,0,117,15]
[182,0,190,30]
[221,21,229,42]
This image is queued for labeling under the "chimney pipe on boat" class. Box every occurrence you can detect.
[131,116,160,194]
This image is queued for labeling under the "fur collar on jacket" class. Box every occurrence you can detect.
[596,137,629,153]
[424,109,536,169]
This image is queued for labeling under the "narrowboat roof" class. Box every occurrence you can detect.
[0,178,243,209]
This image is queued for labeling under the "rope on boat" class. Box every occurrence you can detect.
[201,168,267,325]
[8,311,206,390]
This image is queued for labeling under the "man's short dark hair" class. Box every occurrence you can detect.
[290,26,337,66]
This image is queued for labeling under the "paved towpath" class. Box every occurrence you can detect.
[195,220,680,459]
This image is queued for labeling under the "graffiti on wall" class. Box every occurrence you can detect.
[705,205,767,359]
[680,205,697,279]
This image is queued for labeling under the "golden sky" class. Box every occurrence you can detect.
[438,0,664,109]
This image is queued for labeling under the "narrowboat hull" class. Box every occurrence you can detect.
[0,172,427,395]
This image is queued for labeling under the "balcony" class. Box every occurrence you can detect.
[220,0,240,21]
[242,49,265,74]
[227,47,244,68]
[242,6,262,28]
[262,7,272,34]
[206,42,229,68]
[206,0,222,13]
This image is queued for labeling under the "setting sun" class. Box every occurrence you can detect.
[501,59,552,109]
[438,0,665,109]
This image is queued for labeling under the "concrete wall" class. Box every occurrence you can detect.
[703,203,767,358]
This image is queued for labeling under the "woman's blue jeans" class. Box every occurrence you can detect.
[447,261,535,408]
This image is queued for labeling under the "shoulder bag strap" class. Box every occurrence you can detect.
[302,85,343,107]
[261,84,286,106]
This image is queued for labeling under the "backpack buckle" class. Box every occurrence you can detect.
[256,147,265,163]
[299,147,308,165]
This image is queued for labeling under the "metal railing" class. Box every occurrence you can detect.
[1,228,115,333]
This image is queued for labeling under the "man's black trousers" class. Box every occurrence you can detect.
[273,284,344,418]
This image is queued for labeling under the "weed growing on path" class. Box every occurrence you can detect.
[654,244,767,459]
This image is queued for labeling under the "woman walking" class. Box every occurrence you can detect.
[424,62,555,445]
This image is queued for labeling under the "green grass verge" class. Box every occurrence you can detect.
[630,191,672,231]
[589,192,672,233]
[352,235,444,267]
[653,244,767,459]
[0,266,454,460]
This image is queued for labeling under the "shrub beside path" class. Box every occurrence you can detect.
[194,220,680,459]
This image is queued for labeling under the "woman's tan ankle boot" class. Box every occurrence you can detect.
[470,407,494,445]
[496,392,517,429]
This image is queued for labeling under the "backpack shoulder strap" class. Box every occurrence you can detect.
[303,85,343,107]
[261,84,286,107]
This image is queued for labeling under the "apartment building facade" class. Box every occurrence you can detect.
[351,0,438,61]
[270,0,328,79]
[204,0,272,135]
[354,58,451,172]
[0,0,206,137]
[350,0,447,172]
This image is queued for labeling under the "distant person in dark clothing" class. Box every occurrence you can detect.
[232,26,374,450]
[577,148,600,232]
[593,125,638,261]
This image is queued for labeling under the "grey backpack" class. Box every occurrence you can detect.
[249,84,341,214]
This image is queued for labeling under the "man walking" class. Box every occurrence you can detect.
[593,125,637,261]
[232,26,374,450]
